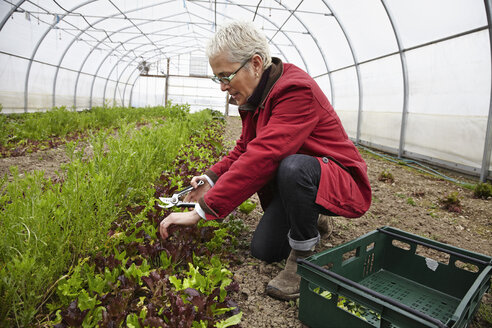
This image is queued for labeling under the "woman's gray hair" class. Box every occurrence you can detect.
[206,21,272,70]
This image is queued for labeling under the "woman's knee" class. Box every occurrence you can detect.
[277,154,306,178]
[277,154,320,189]
[250,236,289,263]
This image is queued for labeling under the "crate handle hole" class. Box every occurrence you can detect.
[454,260,479,273]
[366,242,375,252]
[391,239,411,251]
[337,295,379,323]
[416,245,450,265]
[310,284,379,322]
[309,284,335,301]
[342,247,360,266]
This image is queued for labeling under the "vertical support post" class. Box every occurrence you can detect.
[320,0,362,144]
[225,93,229,117]
[481,0,492,182]
[355,63,363,145]
[381,0,410,159]
[129,74,140,108]
[164,58,170,105]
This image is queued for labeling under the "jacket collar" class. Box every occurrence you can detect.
[229,57,283,112]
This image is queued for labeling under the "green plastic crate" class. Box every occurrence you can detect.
[297,226,492,328]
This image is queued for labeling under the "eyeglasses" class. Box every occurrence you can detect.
[211,59,249,85]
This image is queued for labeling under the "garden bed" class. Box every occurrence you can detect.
[0,106,241,327]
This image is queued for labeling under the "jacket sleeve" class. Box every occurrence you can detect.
[204,113,250,183]
[199,83,319,219]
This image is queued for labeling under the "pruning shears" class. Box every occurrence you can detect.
[158,180,204,209]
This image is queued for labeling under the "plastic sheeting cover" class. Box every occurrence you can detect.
[0,0,490,179]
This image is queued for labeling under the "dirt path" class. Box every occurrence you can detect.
[0,147,69,181]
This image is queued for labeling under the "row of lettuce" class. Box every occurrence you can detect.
[0,105,244,327]
[0,105,191,158]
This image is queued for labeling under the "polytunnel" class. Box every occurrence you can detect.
[2,2,492,328]
[0,0,491,182]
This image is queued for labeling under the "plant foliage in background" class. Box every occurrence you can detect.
[0,105,189,157]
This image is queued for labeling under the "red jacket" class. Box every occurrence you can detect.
[198,58,371,220]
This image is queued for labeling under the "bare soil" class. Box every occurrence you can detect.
[0,147,70,181]
[1,116,490,327]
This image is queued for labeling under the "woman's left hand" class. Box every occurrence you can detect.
[159,210,201,239]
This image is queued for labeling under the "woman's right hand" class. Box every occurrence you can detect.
[184,175,211,202]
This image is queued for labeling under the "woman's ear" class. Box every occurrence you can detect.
[251,54,264,74]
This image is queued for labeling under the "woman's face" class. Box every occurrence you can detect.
[209,52,262,106]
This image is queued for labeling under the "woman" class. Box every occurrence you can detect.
[159,21,371,301]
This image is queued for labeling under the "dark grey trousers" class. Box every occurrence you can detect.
[250,154,334,263]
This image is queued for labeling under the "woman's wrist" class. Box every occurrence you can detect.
[195,203,206,219]
[202,174,215,187]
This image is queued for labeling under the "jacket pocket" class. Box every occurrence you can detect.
[315,157,367,218]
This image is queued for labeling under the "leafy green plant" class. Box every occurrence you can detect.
[169,257,232,302]
[378,170,394,183]
[239,199,257,214]
[427,210,438,218]
[473,182,492,199]
[440,191,462,213]
[48,203,241,327]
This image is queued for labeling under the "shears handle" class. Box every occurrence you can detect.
[175,179,204,198]
[158,179,206,209]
